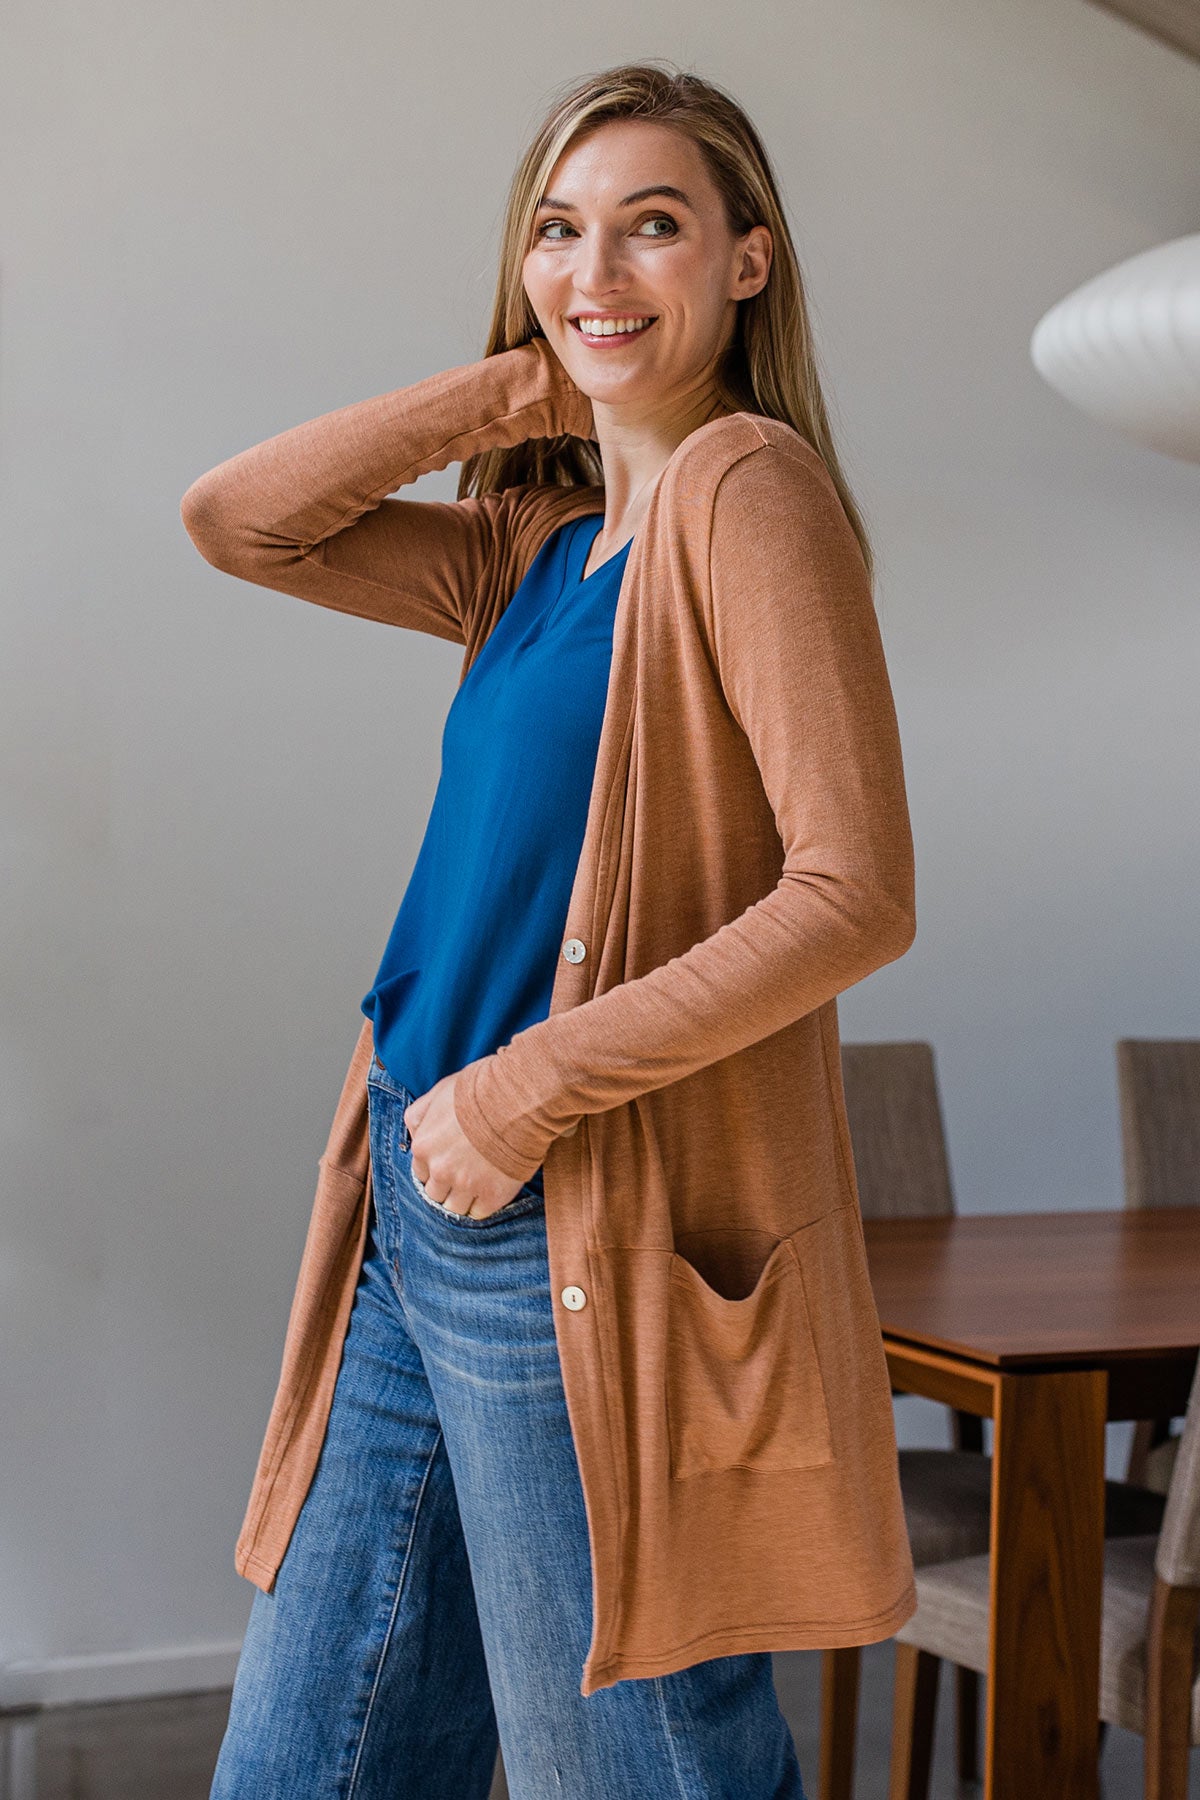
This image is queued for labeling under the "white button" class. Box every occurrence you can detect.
[561,1285,587,1310]
[562,938,586,963]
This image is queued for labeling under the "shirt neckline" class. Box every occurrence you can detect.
[569,512,633,587]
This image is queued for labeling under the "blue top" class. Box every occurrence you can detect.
[361,509,630,1195]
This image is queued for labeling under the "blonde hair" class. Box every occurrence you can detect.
[459,59,876,591]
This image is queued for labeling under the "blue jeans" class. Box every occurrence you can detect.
[210,1055,807,1800]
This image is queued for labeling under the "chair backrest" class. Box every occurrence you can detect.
[1154,1349,1200,1589]
[1117,1039,1200,1211]
[839,1041,956,1222]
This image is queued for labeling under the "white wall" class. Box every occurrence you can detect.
[2,0,1198,1699]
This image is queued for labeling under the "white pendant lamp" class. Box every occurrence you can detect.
[1030,231,1200,464]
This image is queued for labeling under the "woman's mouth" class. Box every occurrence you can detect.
[569,315,658,346]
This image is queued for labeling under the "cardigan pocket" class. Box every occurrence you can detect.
[665,1212,837,1480]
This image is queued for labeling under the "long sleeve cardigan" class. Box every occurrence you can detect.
[180,334,919,1696]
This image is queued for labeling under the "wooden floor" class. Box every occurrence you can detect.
[2,1641,1195,1798]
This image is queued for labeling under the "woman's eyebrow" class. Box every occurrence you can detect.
[535,185,693,212]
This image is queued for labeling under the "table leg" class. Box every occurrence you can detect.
[987,1366,1107,1800]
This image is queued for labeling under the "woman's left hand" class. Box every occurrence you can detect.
[404,1072,528,1219]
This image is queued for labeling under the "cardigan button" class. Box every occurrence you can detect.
[562,937,586,963]
[561,1285,587,1310]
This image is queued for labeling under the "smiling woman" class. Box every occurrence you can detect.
[184,56,915,1800]
[516,116,775,570]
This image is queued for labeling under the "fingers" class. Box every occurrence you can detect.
[412,1163,478,1217]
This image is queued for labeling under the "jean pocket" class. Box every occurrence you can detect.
[408,1162,544,1228]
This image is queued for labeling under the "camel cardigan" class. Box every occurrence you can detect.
[180,334,919,1696]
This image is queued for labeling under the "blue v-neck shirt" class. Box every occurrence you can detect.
[361,509,629,1195]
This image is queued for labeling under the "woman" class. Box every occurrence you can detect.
[183,60,918,1800]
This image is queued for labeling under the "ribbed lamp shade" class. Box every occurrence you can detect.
[1030,232,1200,464]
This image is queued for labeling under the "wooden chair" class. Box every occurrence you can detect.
[820,1042,1166,1800]
[887,1348,1200,1800]
[1119,1040,1200,1493]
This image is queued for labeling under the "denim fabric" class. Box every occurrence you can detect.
[209,1056,807,1800]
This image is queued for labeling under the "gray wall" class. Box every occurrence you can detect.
[2,0,1198,1700]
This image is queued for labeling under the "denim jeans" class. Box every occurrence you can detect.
[209,1054,807,1800]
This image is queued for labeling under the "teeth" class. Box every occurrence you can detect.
[576,316,653,337]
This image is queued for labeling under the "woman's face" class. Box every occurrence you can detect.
[522,118,771,416]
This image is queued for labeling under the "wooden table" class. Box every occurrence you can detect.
[861,1206,1200,1800]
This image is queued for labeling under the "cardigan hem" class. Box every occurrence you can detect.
[579,1579,919,1695]
[235,1547,279,1591]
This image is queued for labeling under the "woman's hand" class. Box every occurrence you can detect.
[404,1071,528,1219]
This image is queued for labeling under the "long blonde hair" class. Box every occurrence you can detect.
[459,59,876,591]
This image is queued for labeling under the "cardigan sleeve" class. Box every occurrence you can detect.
[453,441,917,1183]
[179,337,594,642]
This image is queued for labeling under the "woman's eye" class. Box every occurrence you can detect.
[535,215,678,242]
